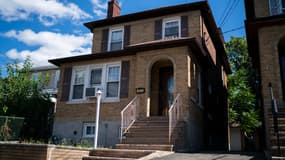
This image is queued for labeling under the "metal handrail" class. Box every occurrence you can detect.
[120,96,139,141]
[168,94,182,143]
[269,83,280,155]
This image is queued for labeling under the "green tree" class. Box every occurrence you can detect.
[0,58,54,141]
[226,37,261,136]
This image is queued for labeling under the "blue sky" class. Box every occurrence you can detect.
[0,0,245,73]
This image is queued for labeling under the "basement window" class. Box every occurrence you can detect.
[83,123,95,138]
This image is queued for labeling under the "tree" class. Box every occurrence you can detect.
[226,37,261,136]
[0,58,54,141]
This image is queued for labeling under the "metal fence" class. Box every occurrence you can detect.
[0,116,24,141]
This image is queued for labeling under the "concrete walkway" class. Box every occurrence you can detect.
[149,152,265,160]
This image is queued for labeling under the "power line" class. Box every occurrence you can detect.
[218,0,234,25]
[223,26,244,34]
[219,0,240,27]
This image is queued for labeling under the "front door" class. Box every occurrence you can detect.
[158,67,174,116]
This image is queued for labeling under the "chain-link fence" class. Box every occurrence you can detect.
[0,116,24,141]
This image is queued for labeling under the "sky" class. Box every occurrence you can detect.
[0,0,246,73]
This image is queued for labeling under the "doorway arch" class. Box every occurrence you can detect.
[149,58,174,116]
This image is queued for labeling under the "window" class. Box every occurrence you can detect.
[32,73,40,81]
[83,123,95,138]
[109,28,123,51]
[106,66,120,98]
[282,0,285,13]
[54,70,60,89]
[70,63,121,101]
[72,69,85,99]
[90,68,102,85]
[163,17,180,39]
[269,0,285,15]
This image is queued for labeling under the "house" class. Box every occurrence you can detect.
[30,65,60,98]
[244,0,285,157]
[49,0,230,151]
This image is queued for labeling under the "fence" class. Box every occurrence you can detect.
[0,116,24,141]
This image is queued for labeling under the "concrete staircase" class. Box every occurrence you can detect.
[117,116,184,151]
[269,107,285,158]
[83,116,184,160]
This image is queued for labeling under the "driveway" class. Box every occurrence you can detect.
[150,152,265,160]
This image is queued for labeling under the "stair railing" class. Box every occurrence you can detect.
[168,94,182,143]
[269,83,280,155]
[120,96,139,141]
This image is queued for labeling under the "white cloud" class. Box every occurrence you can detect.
[90,0,108,18]
[0,0,92,26]
[3,29,92,67]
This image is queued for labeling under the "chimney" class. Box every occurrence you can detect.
[107,0,120,18]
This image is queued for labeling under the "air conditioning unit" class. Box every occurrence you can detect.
[86,87,102,97]
[86,87,96,97]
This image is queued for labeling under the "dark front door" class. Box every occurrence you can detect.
[158,67,174,116]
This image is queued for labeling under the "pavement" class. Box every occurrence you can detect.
[149,152,265,160]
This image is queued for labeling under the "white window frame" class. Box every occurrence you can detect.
[108,27,124,51]
[70,66,87,101]
[82,122,95,138]
[69,62,121,102]
[105,64,121,100]
[32,72,40,81]
[162,17,181,39]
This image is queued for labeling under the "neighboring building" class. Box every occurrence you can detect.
[49,0,230,151]
[244,0,285,157]
[30,65,60,98]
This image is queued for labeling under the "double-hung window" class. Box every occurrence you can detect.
[163,17,180,39]
[106,65,120,98]
[83,123,95,138]
[90,68,102,86]
[72,69,85,99]
[109,28,123,51]
[70,63,121,101]
[270,0,285,15]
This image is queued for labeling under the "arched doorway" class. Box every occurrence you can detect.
[150,59,174,116]
[279,36,285,100]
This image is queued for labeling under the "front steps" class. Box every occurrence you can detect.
[82,149,153,160]
[83,116,184,160]
[120,116,173,151]
[269,107,285,158]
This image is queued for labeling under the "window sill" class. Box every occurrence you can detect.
[66,98,120,104]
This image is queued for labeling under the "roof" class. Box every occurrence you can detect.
[30,65,58,72]
[84,1,211,31]
[49,38,203,65]
[49,1,231,74]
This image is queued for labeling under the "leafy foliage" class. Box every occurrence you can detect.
[226,37,261,135]
[0,58,54,141]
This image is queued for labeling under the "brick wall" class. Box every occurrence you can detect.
[254,0,270,18]
[92,11,201,53]
[258,24,285,149]
[0,143,90,160]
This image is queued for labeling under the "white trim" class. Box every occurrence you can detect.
[162,16,181,39]
[82,122,95,138]
[69,62,121,102]
[108,27,124,51]
[69,66,87,101]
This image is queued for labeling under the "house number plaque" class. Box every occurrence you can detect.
[136,88,145,94]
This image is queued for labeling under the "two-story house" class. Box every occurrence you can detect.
[49,0,230,151]
[244,0,285,157]
[30,65,60,98]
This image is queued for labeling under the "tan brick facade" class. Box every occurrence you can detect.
[51,2,230,151]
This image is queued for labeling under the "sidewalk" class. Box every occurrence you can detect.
[150,152,265,160]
